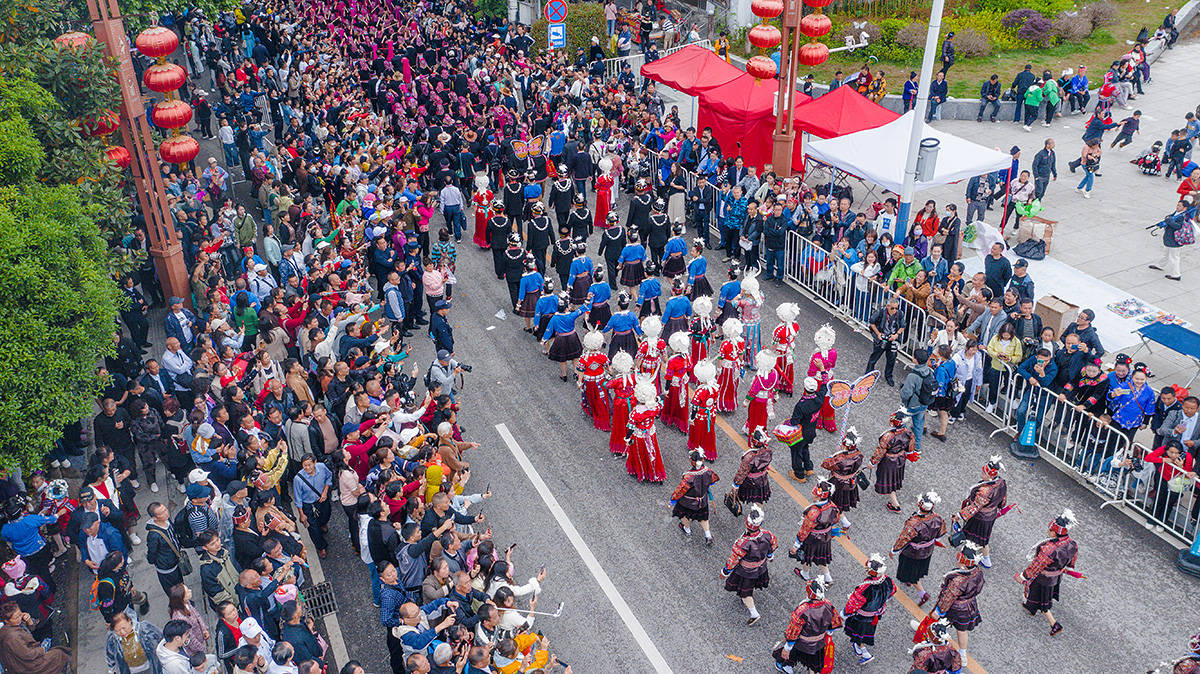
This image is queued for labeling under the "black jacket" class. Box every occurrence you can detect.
[598,226,626,262]
[430,313,454,353]
[979,79,1001,101]
[1031,148,1057,179]
[145,522,182,573]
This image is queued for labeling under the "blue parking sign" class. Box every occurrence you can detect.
[548,22,566,49]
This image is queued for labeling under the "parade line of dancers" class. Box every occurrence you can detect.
[478,205,1082,673]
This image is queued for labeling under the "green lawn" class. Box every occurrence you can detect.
[772,1,1179,98]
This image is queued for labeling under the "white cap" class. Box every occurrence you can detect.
[188,468,210,483]
[239,617,263,638]
[255,263,268,272]
[399,427,420,444]
[197,423,215,439]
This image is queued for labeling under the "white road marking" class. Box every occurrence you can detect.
[495,423,673,673]
[295,521,350,668]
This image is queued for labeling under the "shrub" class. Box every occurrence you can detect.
[1016,13,1054,46]
[896,22,927,49]
[532,2,608,57]
[1081,1,1119,30]
[1001,8,1044,29]
[0,116,44,184]
[952,27,993,58]
[474,0,507,19]
[1051,13,1092,42]
[947,10,1022,51]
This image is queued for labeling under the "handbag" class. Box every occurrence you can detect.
[152,527,193,576]
[948,520,965,547]
[723,490,743,517]
[855,472,870,490]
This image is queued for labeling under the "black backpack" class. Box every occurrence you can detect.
[173,506,197,549]
[918,369,939,406]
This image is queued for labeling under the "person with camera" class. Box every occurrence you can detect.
[864,299,907,387]
[427,351,469,403]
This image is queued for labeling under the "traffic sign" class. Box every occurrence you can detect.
[544,0,567,24]
[548,22,566,49]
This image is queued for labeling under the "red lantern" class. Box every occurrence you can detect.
[135,26,180,59]
[105,145,132,169]
[81,110,121,137]
[804,0,833,7]
[159,135,199,166]
[798,41,830,67]
[54,31,93,50]
[748,24,782,51]
[750,0,784,18]
[143,63,187,93]
[747,55,778,80]
[152,100,194,130]
[800,13,832,38]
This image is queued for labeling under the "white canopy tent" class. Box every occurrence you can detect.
[804,111,1012,193]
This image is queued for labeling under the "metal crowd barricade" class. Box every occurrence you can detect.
[1104,443,1200,544]
[601,39,711,87]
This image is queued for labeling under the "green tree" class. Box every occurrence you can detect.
[532,2,609,56]
[474,0,508,20]
[0,99,120,472]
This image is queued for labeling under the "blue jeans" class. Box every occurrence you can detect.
[368,562,381,605]
[1077,170,1095,191]
[607,19,615,35]
[764,248,784,279]
[444,205,466,240]
[222,142,239,167]
[908,405,928,451]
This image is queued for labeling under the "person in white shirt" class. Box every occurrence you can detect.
[249,263,278,299]
[156,619,195,674]
[237,617,276,665]
[950,339,983,422]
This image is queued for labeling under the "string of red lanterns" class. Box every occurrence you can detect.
[747,0,783,81]
[798,0,832,67]
[135,26,199,168]
[54,31,132,169]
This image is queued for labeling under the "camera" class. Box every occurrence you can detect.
[458,363,473,373]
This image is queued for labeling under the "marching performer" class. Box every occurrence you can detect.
[606,352,637,456]
[892,491,947,607]
[471,174,494,249]
[598,212,624,287]
[637,260,663,318]
[531,278,558,341]
[871,410,917,513]
[716,263,741,324]
[577,331,612,432]
[527,201,553,274]
[842,554,896,665]
[790,478,840,585]
[688,360,719,461]
[670,449,719,545]
[772,303,801,396]
[548,164,575,231]
[783,378,823,482]
[662,332,693,433]
[1171,634,1200,673]
[732,429,773,511]
[686,238,714,300]
[503,234,527,310]
[662,222,689,278]
[737,271,764,369]
[602,292,641,358]
[515,258,544,333]
[808,324,839,431]
[617,230,647,293]
[636,316,666,392]
[821,428,864,533]
[716,318,745,413]
[541,292,585,382]
[487,199,511,278]
[661,279,692,340]
[1015,509,1079,636]
[625,378,666,483]
[910,619,962,674]
[689,296,716,364]
[923,541,986,662]
[744,350,780,436]
[773,578,841,674]
[585,267,612,330]
[722,504,777,626]
[954,456,1008,569]
[594,157,615,229]
[568,241,594,307]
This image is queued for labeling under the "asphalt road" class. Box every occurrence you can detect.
[307,186,1199,674]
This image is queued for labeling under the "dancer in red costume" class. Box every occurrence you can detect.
[605,351,636,455]
[808,323,839,433]
[625,378,666,482]
[689,296,715,365]
[688,360,719,461]
[772,303,800,395]
[744,350,780,436]
[594,157,615,229]
[577,331,612,432]
[716,318,744,413]
[662,332,693,433]
[471,174,494,249]
[635,315,665,393]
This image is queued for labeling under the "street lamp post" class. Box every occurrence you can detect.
[896,0,946,232]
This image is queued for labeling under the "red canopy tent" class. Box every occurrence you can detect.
[792,85,900,139]
[697,73,811,172]
[638,44,744,95]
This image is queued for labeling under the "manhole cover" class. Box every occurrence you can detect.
[303,581,337,618]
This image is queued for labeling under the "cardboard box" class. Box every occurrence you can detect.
[1036,294,1080,336]
[1017,219,1055,254]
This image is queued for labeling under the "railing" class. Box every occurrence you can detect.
[602,39,712,87]
[778,229,1194,546]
